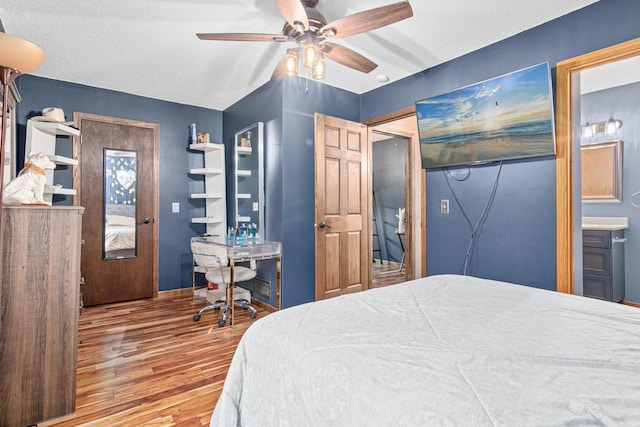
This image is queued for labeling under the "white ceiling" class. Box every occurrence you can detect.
[1,0,598,111]
[580,56,640,94]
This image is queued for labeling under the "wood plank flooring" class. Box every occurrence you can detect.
[40,271,400,427]
[371,260,406,288]
[40,291,273,426]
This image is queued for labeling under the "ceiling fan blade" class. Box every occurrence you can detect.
[197,33,289,42]
[274,0,309,32]
[321,43,377,74]
[320,1,413,39]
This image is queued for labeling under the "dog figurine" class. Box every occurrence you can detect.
[3,151,56,206]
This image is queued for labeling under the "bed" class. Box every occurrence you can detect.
[211,274,640,426]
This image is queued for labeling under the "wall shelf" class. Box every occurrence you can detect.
[188,137,226,237]
[48,154,78,166]
[190,167,223,176]
[190,192,224,199]
[44,187,76,195]
[25,120,80,204]
[189,142,224,152]
[191,217,224,224]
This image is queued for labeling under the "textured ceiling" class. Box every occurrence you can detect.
[1,0,598,110]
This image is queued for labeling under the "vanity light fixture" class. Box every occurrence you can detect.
[582,118,593,139]
[605,114,623,136]
[581,114,623,138]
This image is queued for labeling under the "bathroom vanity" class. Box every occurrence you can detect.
[582,217,627,302]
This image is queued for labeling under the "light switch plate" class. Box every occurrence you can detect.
[440,199,449,214]
[253,202,259,212]
[172,202,180,213]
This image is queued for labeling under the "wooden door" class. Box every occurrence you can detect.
[314,113,369,300]
[75,113,158,306]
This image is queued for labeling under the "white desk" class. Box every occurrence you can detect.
[192,236,282,325]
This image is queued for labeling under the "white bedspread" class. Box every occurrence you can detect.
[211,274,640,426]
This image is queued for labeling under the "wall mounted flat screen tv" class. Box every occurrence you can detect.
[416,62,556,169]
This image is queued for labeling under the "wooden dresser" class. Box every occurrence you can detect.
[0,205,84,427]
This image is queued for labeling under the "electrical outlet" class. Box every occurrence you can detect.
[440,199,449,214]
[253,202,259,212]
[172,202,180,213]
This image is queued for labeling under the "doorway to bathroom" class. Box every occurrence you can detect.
[371,132,409,287]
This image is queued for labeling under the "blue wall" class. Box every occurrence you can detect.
[15,75,222,292]
[10,0,640,301]
[222,80,284,307]
[280,79,360,307]
[360,0,640,290]
[221,78,359,308]
[581,82,640,301]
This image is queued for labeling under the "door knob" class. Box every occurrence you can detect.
[138,217,151,224]
[318,222,331,229]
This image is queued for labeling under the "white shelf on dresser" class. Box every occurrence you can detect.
[25,120,80,204]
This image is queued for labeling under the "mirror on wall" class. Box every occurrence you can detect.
[581,140,623,202]
[103,148,137,259]
[234,122,264,235]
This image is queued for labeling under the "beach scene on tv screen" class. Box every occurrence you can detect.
[416,63,556,168]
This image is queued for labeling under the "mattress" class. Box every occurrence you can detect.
[210,274,640,426]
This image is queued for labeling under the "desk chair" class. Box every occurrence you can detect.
[191,240,257,327]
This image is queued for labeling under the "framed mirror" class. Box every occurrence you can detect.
[103,148,138,259]
[581,140,623,202]
[234,122,264,235]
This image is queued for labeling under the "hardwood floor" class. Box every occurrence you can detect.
[371,260,406,288]
[40,290,273,426]
[40,268,402,427]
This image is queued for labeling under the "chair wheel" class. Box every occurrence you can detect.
[218,319,226,327]
[250,312,257,319]
[193,314,201,322]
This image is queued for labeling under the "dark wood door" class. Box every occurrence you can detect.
[76,114,158,306]
[314,113,369,300]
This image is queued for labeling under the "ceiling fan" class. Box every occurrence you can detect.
[196,0,413,80]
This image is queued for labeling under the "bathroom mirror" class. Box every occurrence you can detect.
[581,140,623,202]
[103,148,138,259]
[234,122,264,234]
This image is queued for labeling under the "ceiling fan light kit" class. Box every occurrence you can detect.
[197,0,413,81]
[284,49,299,77]
[312,53,326,80]
[303,42,319,68]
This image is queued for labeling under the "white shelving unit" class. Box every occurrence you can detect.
[189,142,226,237]
[25,120,80,204]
